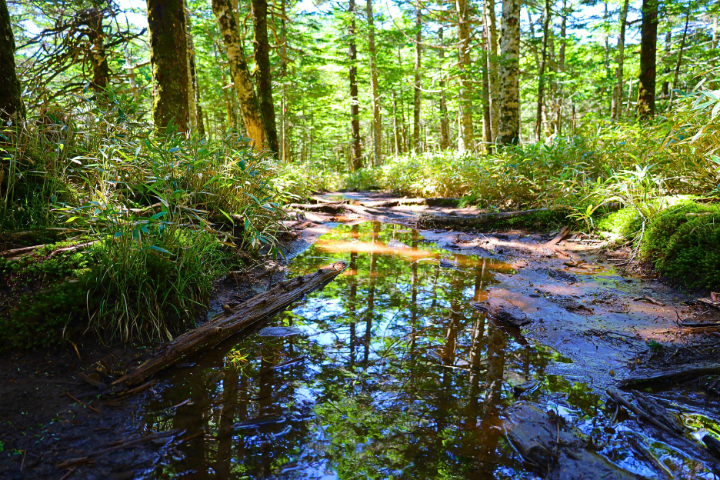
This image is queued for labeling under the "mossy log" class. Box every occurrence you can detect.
[418,208,549,228]
[114,261,347,387]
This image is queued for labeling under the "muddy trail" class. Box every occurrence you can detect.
[3,192,720,479]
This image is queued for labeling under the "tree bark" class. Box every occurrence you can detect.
[251,0,279,156]
[0,0,24,125]
[280,0,289,162]
[611,0,629,121]
[212,0,266,148]
[393,91,401,159]
[88,5,109,91]
[535,0,551,141]
[481,23,492,151]
[637,0,658,119]
[498,0,521,145]
[438,27,450,150]
[147,0,190,133]
[348,0,362,170]
[661,30,671,98]
[669,4,690,107]
[456,0,474,152]
[367,0,382,165]
[186,11,198,133]
[484,0,499,142]
[554,0,567,136]
[413,5,422,153]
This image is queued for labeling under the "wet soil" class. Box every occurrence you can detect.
[2,192,720,479]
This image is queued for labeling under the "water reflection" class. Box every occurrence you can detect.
[143,222,590,478]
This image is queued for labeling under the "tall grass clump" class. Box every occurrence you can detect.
[0,90,284,348]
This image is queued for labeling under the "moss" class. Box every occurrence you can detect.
[596,207,643,239]
[639,201,720,291]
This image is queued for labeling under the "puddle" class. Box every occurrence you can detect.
[140,222,720,479]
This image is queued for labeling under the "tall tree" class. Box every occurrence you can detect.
[0,0,24,125]
[212,0,266,148]
[611,0,630,120]
[413,4,422,153]
[438,27,450,150]
[670,2,691,107]
[87,3,109,91]
[535,0,551,140]
[456,0,474,152]
[147,0,190,133]
[251,0,279,156]
[367,0,382,165]
[498,0,521,144]
[348,0,362,170]
[484,0,499,142]
[637,0,658,119]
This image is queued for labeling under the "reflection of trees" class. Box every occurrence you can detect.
[143,222,564,479]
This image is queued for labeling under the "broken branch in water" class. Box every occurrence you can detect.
[113,262,347,387]
[606,389,683,436]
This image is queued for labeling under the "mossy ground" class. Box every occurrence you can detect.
[0,229,239,351]
[597,199,720,291]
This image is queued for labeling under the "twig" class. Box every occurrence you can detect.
[66,392,99,413]
[59,467,76,480]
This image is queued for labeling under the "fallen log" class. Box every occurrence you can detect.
[114,261,346,387]
[418,208,550,228]
[618,363,720,389]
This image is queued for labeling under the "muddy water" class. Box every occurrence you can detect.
[141,223,718,479]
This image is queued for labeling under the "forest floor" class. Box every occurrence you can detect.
[2,191,720,478]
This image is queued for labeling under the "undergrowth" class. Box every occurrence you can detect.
[0,90,282,350]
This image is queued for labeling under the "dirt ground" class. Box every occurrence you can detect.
[1,192,719,479]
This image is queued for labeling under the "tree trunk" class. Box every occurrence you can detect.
[438,27,450,150]
[484,0,499,142]
[498,0,521,145]
[212,0,266,148]
[554,0,567,135]
[147,0,190,133]
[611,0,629,121]
[413,5,422,153]
[348,0,362,170]
[280,0,289,162]
[535,0,551,142]
[125,49,140,103]
[88,6,109,91]
[637,0,658,119]
[366,0,382,166]
[481,23,492,151]
[456,0,474,152]
[0,0,24,126]
[393,91,400,159]
[661,30,671,98]
[251,0,279,156]
[669,4,690,108]
[186,11,198,133]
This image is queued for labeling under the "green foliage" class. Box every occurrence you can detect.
[0,93,282,349]
[641,202,720,290]
[88,226,225,342]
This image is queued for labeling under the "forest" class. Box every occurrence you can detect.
[1,0,720,478]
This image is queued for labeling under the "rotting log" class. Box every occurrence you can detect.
[618,363,720,389]
[114,261,347,387]
[418,208,550,228]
